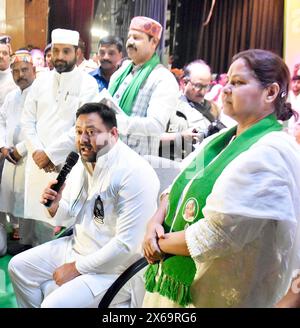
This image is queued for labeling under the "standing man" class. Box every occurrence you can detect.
[108,16,179,156]
[0,35,17,246]
[89,35,123,92]
[21,28,99,236]
[9,102,159,308]
[0,35,17,106]
[41,17,178,162]
[0,50,36,252]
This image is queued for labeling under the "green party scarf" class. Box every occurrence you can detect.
[108,53,160,116]
[145,114,282,306]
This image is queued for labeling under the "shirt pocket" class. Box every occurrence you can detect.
[58,93,80,122]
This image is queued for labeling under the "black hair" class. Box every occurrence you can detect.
[76,102,117,129]
[98,36,123,53]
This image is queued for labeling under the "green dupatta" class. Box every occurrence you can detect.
[145,114,282,306]
[108,53,160,116]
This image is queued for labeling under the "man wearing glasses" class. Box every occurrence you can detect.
[160,60,221,160]
[9,102,159,308]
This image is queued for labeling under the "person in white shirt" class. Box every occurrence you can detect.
[9,102,159,308]
[160,60,222,160]
[0,51,36,253]
[0,36,17,235]
[21,28,99,233]
[0,37,17,106]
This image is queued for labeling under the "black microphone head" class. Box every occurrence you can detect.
[65,151,79,168]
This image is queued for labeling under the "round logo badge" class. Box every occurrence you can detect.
[182,198,199,223]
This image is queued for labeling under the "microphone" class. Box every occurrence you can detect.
[44,151,79,208]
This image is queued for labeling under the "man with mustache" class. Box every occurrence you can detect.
[0,50,36,255]
[9,102,159,308]
[21,28,98,243]
[89,35,123,92]
[108,16,179,156]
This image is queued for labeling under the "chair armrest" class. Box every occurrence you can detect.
[98,257,148,308]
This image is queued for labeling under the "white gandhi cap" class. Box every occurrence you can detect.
[51,28,79,46]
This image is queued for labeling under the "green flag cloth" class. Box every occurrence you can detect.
[108,53,160,116]
[145,114,282,306]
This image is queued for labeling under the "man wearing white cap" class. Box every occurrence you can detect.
[21,28,98,235]
[108,16,178,156]
[42,17,178,161]
[0,50,36,255]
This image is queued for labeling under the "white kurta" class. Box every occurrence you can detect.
[9,140,160,307]
[109,61,179,156]
[0,87,30,217]
[145,130,300,308]
[0,68,17,107]
[21,66,99,223]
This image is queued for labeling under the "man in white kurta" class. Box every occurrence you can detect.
[0,41,17,107]
[21,29,99,226]
[0,51,36,249]
[9,102,159,308]
[40,18,178,166]
[0,39,17,235]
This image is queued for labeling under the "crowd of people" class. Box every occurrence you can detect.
[1,15,300,308]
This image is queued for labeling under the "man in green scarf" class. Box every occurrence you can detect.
[109,16,179,156]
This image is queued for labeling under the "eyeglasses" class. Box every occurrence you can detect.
[187,80,210,92]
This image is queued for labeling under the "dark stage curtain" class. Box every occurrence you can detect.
[134,0,168,56]
[48,0,95,57]
[173,0,284,74]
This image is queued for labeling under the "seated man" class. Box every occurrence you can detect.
[160,60,222,160]
[8,102,159,308]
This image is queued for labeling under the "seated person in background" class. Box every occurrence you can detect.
[287,73,300,141]
[30,48,48,77]
[143,49,300,308]
[76,38,98,73]
[160,60,223,160]
[9,102,159,308]
[44,43,54,71]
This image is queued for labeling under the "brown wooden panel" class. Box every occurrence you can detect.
[5,0,25,52]
[25,0,48,50]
